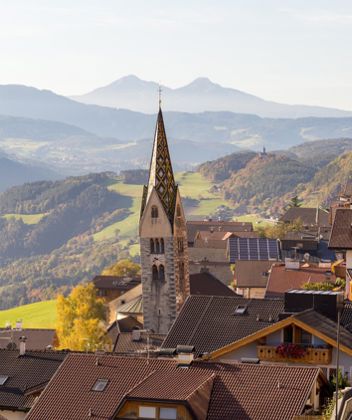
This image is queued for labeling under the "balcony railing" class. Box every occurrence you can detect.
[257,344,332,364]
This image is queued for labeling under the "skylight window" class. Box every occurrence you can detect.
[0,375,8,385]
[91,378,109,392]
[234,305,247,315]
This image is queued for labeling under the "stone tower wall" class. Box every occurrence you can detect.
[140,237,177,334]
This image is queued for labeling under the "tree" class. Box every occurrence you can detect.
[287,196,303,209]
[102,258,140,277]
[56,283,110,351]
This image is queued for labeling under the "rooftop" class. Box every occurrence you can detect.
[0,328,56,351]
[265,263,336,298]
[280,207,329,227]
[92,275,140,291]
[26,353,322,420]
[162,295,284,356]
[235,260,274,288]
[329,208,352,249]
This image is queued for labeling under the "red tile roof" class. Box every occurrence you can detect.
[265,263,336,298]
[235,260,274,288]
[27,354,321,420]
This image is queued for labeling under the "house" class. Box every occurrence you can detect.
[186,220,253,247]
[189,271,236,297]
[162,295,284,357]
[329,208,352,299]
[265,261,336,298]
[189,247,233,285]
[0,328,57,351]
[26,353,327,419]
[108,284,143,324]
[208,291,352,382]
[234,260,274,298]
[92,275,140,303]
[0,349,66,419]
[280,207,329,228]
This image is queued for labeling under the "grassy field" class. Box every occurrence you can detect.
[2,213,48,225]
[0,300,56,329]
[93,173,232,254]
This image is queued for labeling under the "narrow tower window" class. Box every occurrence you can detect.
[176,205,181,217]
[151,206,158,219]
[152,265,158,281]
[160,238,165,254]
[159,265,165,281]
[150,239,155,254]
[155,239,160,254]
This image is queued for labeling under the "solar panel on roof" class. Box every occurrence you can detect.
[229,238,279,262]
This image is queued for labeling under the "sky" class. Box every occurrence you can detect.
[0,0,352,110]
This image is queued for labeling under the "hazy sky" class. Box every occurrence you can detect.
[1,0,352,110]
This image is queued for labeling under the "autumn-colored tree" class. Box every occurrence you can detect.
[257,218,303,239]
[102,258,141,277]
[56,283,110,351]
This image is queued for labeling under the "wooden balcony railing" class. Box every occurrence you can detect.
[257,344,332,364]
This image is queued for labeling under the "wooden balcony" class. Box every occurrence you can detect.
[257,345,332,364]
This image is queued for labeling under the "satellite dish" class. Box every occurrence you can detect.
[304,253,310,262]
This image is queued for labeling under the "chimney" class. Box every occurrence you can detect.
[176,345,195,365]
[132,329,142,342]
[19,336,27,356]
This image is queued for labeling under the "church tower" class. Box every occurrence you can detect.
[139,107,190,334]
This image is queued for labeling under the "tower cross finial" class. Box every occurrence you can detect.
[158,85,162,108]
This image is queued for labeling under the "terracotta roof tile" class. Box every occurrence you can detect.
[280,207,329,227]
[27,354,321,420]
[265,263,336,298]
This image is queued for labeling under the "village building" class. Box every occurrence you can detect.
[264,260,337,298]
[26,353,327,419]
[0,328,57,351]
[0,349,66,419]
[234,260,274,298]
[93,275,140,303]
[329,207,352,299]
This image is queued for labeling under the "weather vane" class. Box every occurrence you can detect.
[158,84,162,108]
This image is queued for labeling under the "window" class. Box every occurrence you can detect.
[0,375,8,385]
[283,326,293,343]
[91,378,109,392]
[179,262,185,292]
[177,238,184,253]
[160,407,177,419]
[150,239,155,254]
[159,265,165,281]
[155,239,160,254]
[152,265,159,281]
[234,305,247,315]
[151,206,158,219]
[139,406,156,419]
[160,238,165,254]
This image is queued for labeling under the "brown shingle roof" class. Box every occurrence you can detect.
[26,354,321,420]
[92,275,140,291]
[0,349,66,412]
[162,295,284,356]
[265,263,336,298]
[235,260,274,288]
[113,332,165,354]
[187,220,253,244]
[329,208,352,249]
[280,207,329,227]
[190,272,237,296]
[0,328,56,351]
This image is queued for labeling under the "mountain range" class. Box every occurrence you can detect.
[1,81,352,187]
[72,75,352,118]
